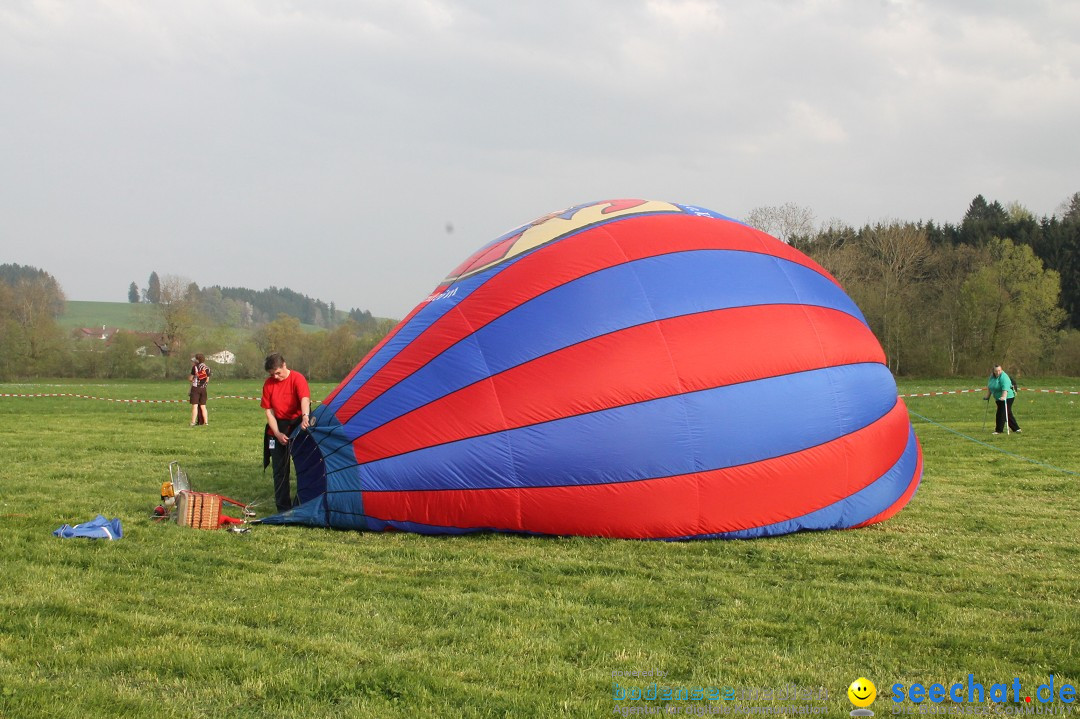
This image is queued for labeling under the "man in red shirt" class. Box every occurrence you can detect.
[261,353,311,511]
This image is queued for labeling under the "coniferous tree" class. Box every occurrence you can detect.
[1057,191,1080,223]
[959,195,1008,246]
[128,282,140,303]
[146,271,161,304]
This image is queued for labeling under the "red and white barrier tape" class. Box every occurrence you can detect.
[4,387,1076,404]
[899,388,983,398]
[899,387,1080,398]
[1017,387,1080,395]
[0,393,260,403]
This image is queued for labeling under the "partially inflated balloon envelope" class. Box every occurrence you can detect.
[268,200,922,539]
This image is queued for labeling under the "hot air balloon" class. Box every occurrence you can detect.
[266,199,921,539]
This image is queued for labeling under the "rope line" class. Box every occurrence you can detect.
[908,410,1080,477]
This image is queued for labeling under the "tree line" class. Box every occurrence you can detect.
[0,266,393,382]
[2,191,1078,382]
[0,263,68,378]
[767,193,1080,377]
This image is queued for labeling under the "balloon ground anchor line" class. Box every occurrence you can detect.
[908,410,1080,477]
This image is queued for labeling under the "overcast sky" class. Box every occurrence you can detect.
[2,0,1078,318]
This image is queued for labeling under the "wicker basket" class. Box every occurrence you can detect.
[177,490,222,530]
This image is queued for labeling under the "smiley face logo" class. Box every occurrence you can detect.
[848,678,877,708]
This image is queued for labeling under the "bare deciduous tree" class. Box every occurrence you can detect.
[858,223,931,374]
[156,274,196,355]
[744,203,816,244]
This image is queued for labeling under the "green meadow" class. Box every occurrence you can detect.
[58,301,153,331]
[0,378,1077,718]
[57,300,333,335]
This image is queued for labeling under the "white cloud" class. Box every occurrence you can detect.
[646,0,726,33]
[786,101,848,144]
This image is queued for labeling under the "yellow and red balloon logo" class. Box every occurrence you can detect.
[444,199,682,283]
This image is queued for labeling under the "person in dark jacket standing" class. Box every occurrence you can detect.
[261,353,311,511]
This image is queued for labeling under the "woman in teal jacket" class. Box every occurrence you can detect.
[985,364,1021,434]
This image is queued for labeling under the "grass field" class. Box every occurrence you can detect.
[0,378,1078,718]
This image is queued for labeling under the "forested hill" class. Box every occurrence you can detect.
[203,285,376,331]
[0,263,64,295]
[130,271,379,333]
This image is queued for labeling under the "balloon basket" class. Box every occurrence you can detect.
[177,490,222,530]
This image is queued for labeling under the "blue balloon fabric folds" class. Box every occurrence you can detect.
[53,515,123,540]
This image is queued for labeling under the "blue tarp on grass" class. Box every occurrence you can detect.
[53,515,123,540]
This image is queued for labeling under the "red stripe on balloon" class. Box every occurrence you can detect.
[335,214,838,424]
[850,430,923,529]
[361,402,911,539]
[445,234,520,280]
[353,305,884,463]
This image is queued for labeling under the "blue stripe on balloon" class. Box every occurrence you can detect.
[357,363,897,492]
[260,494,329,527]
[361,516,561,537]
[322,265,503,417]
[340,250,864,436]
[673,203,742,222]
[693,425,921,539]
[362,517,480,535]
[322,485,367,526]
[294,409,361,504]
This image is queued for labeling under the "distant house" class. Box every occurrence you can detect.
[75,325,119,341]
[208,350,236,365]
